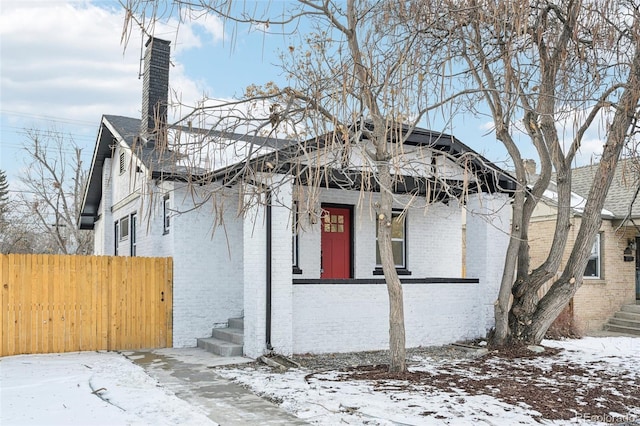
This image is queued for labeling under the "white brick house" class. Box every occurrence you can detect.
[79,38,514,358]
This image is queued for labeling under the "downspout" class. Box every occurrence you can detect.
[265,190,273,351]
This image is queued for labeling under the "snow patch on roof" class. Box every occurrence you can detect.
[543,183,615,218]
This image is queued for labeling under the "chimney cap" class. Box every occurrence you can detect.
[145,37,171,47]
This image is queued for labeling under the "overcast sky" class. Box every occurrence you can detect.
[0,0,288,188]
[0,0,608,192]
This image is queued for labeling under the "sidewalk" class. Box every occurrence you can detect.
[124,348,308,426]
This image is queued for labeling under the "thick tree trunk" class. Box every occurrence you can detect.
[509,167,573,341]
[509,44,640,345]
[492,159,526,345]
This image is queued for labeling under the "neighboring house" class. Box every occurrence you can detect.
[79,38,515,358]
[529,159,640,333]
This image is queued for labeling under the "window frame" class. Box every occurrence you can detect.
[114,221,119,255]
[119,215,130,241]
[292,203,302,274]
[114,214,136,256]
[130,212,137,256]
[584,233,602,279]
[374,210,409,274]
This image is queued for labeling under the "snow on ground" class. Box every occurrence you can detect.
[0,351,216,426]
[215,337,640,425]
[0,337,638,426]
[216,357,543,425]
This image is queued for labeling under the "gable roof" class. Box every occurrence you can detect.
[202,122,516,196]
[569,158,640,220]
[78,114,291,229]
[79,115,516,230]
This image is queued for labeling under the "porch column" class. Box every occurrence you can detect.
[243,188,267,358]
[465,193,511,333]
[269,178,294,355]
[242,178,294,358]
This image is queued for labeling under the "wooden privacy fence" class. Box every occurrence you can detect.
[1,254,173,357]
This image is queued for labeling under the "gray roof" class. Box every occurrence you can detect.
[78,114,291,229]
[104,114,291,176]
[569,158,640,219]
[79,115,516,230]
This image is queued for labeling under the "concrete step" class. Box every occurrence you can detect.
[604,323,640,336]
[197,337,243,357]
[615,311,640,321]
[228,317,244,330]
[622,304,640,314]
[607,317,640,329]
[212,327,244,345]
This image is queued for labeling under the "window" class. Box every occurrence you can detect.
[292,203,302,274]
[376,211,406,269]
[130,213,137,256]
[114,221,119,255]
[114,214,136,256]
[119,216,129,241]
[584,234,601,278]
[119,151,126,174]
[163,194,170,234]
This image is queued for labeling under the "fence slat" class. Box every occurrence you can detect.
[0,255,172,356]
[1,254,8,353]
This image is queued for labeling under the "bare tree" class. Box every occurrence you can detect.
[408,0,640,345]
[121,0,509,371]
[16,129,93,255]
[0,169,18,252]
[0,169,43,253]
[0,170,9,231]
[0,170,8,211]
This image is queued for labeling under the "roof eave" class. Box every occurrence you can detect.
[77,116,112,230]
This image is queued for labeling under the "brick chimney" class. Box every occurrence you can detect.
[141,37,171,142]
[523,159,537,177]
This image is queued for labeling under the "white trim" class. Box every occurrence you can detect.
[111,192,141,213]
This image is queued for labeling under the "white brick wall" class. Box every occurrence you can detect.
[465,193,511,332]
[130,181,173,259]
[171,184,244,348]
[296,188,463,279]
[93,154,510,354]
[292,282,483,354]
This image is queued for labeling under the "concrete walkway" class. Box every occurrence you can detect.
[123,348,308,426]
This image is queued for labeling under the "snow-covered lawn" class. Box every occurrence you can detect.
[1,337,638,425]
[0,351,215,425]
[215,337,640,425]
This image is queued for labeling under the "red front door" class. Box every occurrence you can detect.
[321,206,351,279]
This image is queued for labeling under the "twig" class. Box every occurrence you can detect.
[88,379,126,411]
